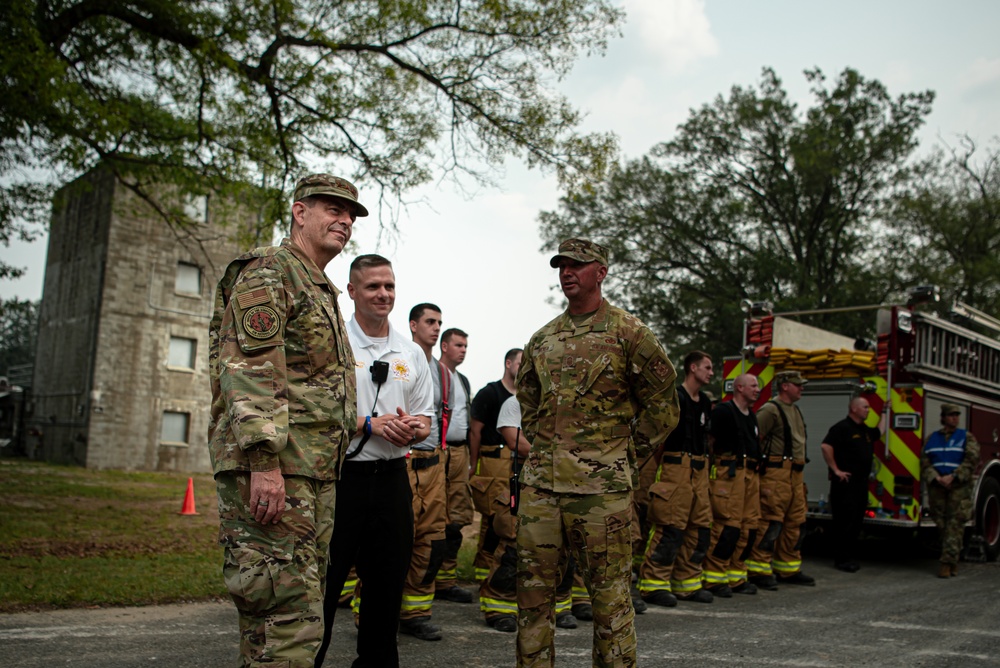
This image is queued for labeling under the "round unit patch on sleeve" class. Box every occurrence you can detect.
[243,305,281,339]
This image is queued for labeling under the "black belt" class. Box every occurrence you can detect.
[762,458,804,472]
[718,456,744,469]
[411,454,440,470]
[661,453,705,469]
[479,447,504,459]
[447,440,469,447]
[342,458,407,476]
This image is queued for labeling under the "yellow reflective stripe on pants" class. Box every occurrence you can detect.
[340,578,358,598]
[746,559,772,575]
[727,568,748,585]
[703,569,728,585]
[670,576,703,593]
[638,578,672,594]
[772,559,801,575]
[475,566,490,582]
[401,593,434,613]
[480,596,518,615]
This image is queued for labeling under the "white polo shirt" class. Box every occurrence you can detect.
[497,395,521,431]
[448,372,470,440]
[345,316,435,461]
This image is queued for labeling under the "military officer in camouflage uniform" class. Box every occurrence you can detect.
[209,174,362,666]
[921,403,980,577]
[516,238,680,668]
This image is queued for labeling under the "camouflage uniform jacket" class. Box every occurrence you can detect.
[516,299,680,494]
[208,238,357,479]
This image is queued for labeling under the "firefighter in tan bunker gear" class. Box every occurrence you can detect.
[746,370,816,589]
[638,352,715,606]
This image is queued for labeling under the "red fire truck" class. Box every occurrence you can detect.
[722,290,1000,560]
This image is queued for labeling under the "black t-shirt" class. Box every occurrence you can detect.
[710,401,760,459]
[470,380,512,446]
[664,387,711,455]
[822,417,879,479]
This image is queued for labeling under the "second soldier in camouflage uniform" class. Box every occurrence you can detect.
[921,403,980,577]
[209,174,362,666]
[515,239,680,668]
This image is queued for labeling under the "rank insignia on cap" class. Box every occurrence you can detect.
[243,305,280,339]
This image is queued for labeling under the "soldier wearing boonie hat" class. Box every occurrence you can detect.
[293,173,369,218]
[923,401,979,577]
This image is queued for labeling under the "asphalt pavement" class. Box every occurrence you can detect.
[3,549,998,667]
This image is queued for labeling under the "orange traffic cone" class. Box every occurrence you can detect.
[179,477,199,515]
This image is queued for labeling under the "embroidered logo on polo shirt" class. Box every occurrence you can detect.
[391,358,410,381]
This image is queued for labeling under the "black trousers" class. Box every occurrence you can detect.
[315,462,414,668]
[829,479,868,565]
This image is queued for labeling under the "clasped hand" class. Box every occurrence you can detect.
[372,407,422,448]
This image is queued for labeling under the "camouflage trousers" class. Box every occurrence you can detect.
[216,473,335,668]
[516,486,635,668]
[928,482,973,565]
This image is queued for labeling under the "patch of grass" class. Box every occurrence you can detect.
[457,539,477,582]
[0,458,484,611]
[0,458,225,611]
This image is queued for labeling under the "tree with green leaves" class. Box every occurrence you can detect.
[893,138,1000,318]
[1,0,621,279]
[0,298,38,375]
[540,67,935,363]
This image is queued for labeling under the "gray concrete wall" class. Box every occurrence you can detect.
[32,167,261,472]
[31,169,114,465]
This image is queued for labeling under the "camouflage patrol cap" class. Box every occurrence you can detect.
[940,403,961,416]
[774,370,808,386]
[549,238,609,268]
[293,174,369,217]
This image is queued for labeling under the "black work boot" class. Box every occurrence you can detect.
[677,588,713,604]
[776,571,816,586]
[399,617,443,641]
[749,574,779,591]
[643,590,678,608]
[571,603,593,620]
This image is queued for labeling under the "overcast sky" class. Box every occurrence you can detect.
[2,0,999,394]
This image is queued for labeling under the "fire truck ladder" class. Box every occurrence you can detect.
[910,310,1000,392]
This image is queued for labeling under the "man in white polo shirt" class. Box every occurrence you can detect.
[316,254,433,668]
